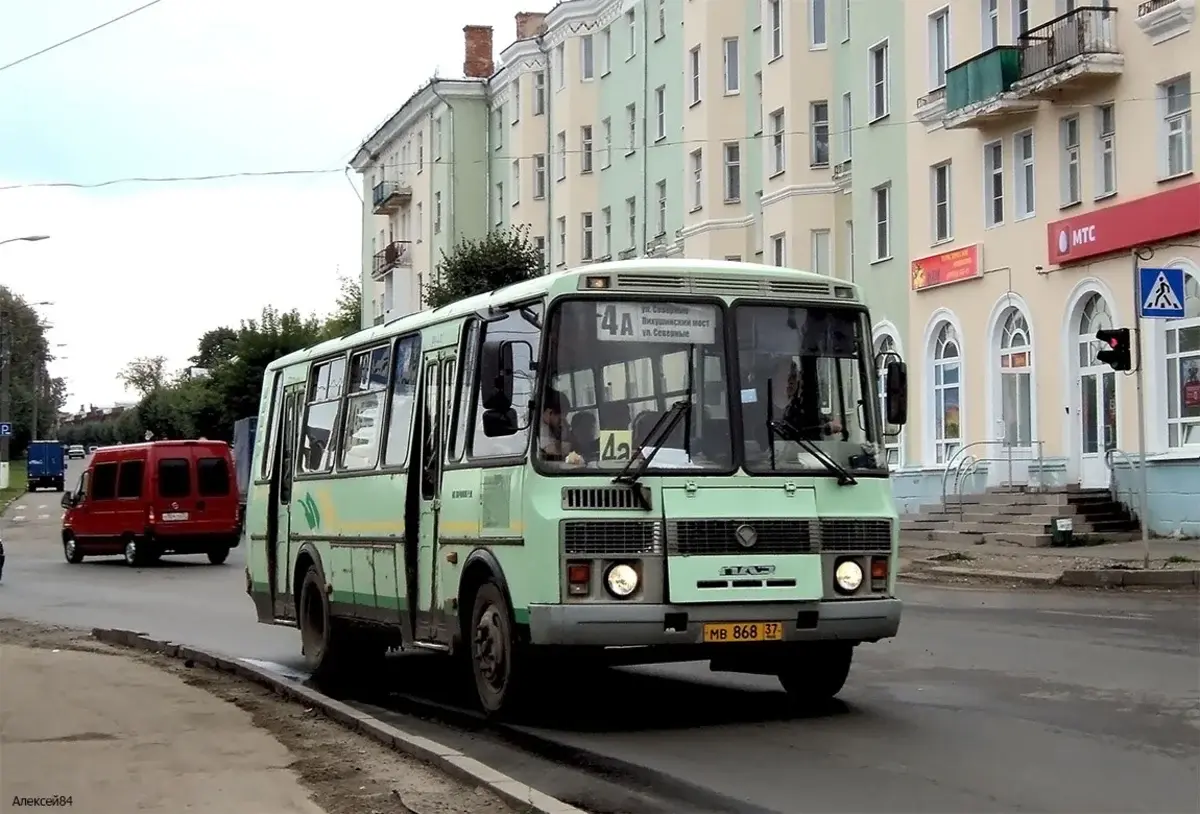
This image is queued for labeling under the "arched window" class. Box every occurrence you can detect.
[998,308,1033,448]
[874,333,901,466]
[932,322,961,464]
[1165,273,1200,448]
[1076,293,1116,458]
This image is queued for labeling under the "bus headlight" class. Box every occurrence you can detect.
[605,563,639,598]
[834,559,864,593]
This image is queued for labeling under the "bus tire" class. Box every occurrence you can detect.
[777,642,853,700]
[468,579,523,716]
[298,565,377,691]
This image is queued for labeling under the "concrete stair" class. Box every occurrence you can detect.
[901,486,1139,547]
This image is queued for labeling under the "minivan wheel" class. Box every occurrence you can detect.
[63,536,84,565]
[207,547,230,565]
[123,539,144,568]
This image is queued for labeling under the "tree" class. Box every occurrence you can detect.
[190,327,238,369]
[424,225,544,309]
[119,356,168,398]
[0,285,58,455]
[323,276,362,339]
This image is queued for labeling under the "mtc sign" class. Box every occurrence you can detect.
[1046,181,1200,266]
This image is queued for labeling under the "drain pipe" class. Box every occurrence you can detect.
[640,10,650,254]
[536,32,552,270]
[430,81,455,284]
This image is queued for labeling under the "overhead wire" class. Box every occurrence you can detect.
[0,0,169,74]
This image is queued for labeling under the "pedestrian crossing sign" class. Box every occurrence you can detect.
[1138,267,1186,319]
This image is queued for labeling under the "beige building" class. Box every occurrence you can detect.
[902,0,1196,492]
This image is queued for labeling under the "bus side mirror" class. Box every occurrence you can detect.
[480,339,515,412]
[884,361,908,427]
[481,407,519,438]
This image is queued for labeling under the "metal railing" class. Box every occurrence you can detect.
[371,179,409,210]
[372,240,412,277]
[1104,448,1142,519]
[1137,0,1177,18]
[1017,5,1119,80]
[940,439,1047,514]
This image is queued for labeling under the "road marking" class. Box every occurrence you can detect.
[36,513,50,520]
[11,515,25,522]
[35,504,47,510]
[1041,610,1153,621]
[13,505,25,510]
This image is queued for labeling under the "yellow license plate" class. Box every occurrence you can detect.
[702,621,785,643]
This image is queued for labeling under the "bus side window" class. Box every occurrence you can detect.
[471,304,543,458]
[300,356,346,474]
[448,321,480,462]
[383,335,422,467]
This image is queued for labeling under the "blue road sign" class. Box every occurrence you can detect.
[0,422,10,437]
[1138,267,1186,319]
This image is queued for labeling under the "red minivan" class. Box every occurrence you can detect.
[61,440,241,567]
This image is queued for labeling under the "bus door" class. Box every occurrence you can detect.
[415,351,447,642]
[268,384,303,618]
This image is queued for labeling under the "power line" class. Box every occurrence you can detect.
[0,0,169,74]
[0,89,1193,191]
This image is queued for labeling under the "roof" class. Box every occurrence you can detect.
[349,78,488,170]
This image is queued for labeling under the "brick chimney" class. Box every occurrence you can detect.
[463,25,494,79]
[515,11,547,40]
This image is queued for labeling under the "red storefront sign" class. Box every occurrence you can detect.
[1047,181,1200,266]
[911,244,982,291]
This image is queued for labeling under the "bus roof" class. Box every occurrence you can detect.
[269,259,858,372]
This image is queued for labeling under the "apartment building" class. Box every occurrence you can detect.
[894,0,1197,531]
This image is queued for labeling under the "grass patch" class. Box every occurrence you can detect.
[1165,554,1197,565]
[929,551,975,563]
[1,460,27,508]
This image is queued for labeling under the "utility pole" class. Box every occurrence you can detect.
[31,347,40,442]
[0,305,10,490]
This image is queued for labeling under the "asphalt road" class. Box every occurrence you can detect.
[2,457,1198,813]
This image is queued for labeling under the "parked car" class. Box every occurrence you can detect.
[87,445,98,454]
[66,444,86,460]
[60,440,240,567]
[26,440,66,492]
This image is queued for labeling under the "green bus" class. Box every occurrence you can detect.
[244,259,909,714]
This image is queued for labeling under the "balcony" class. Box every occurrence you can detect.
[833,159,852,187]
[943,6,1122,130]
[372,240,412,281]
[1135,0,1195,45]
[913,86,946,128]
[371,178,411,214]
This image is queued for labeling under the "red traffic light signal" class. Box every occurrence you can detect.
[1095,328,1132,372]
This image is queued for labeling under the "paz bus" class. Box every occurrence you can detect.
[243,259,909,714]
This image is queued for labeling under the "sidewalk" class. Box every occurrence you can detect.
[0,622,516,814]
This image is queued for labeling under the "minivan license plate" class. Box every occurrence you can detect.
[162,512,189,521]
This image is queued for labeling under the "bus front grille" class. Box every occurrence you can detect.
[666,518,894,555]
[562,520,663,555]
[815,519,893,553]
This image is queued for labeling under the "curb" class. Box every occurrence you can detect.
[1060,568,1200,589]
[91,628,585,814]
[900,564,1060,587]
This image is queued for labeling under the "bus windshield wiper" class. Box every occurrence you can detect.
[613,398,692,508]
[769,418,857,486]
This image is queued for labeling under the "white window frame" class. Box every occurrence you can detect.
[581,35,595,81]
[690,149,703,211]
[769,109,786,175]
[657,0,666,39]
[810,0,827,48]
[654,86,666,140]
[872,183,891,260]
[755,73,764,133]
[984,140,1004,227]
[494,182,503,223]
[689,46,702,105]
[869,40,890,122]
[600,28,611,75]
[1164,274,1200,448]
[511,159,520,204]
[810,100,830,167]
[811,229,831,275]
[556,216,567,266]
[655,180,667,235]
[512,81,521,124]
[581,212,594,261]
[1095,102,1117,200]
[770,233,786,267]
[1059,114,1082,207]
[626,9,637,58]
[768,0,783,59]
[556,131,567,180]
[416,133,423,173]
[932,322,963,465]
[1161,75,1193,180]
[626,104,638,155]
[723,142,741,202]
[601,207,612,258]
[554,44,565,90]
[533,71,546,115]
[723,37,740,94]
[982,0,999,50]
[928,8,950,91]
[434,191,442,233]
[434,117,443,160]
[492,108,502,152]
[601,118,613,168]
[533,154,547,199]
[581,125,594,173]
[841,92,853,158]
[1014,129,1036,220]
[845,219,855,277]
[1012,0,1030,40]
[931,161,952,244]
[625,197,637,248]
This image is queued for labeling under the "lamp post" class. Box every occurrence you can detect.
[31,335,65,442]
[0,235,49,247]
[0,234,51,488]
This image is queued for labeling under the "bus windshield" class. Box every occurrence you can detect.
[540,299,735,471]
[735,303,883,474]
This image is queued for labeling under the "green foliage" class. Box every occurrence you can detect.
[0,285,68,455]
[424,225,544,309]
[323,276,362,339]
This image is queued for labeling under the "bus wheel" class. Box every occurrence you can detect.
[298,565,364,690]
[777,642,854,700]
[469,580,522,715]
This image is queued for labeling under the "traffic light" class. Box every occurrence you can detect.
[1095,328,1132,372]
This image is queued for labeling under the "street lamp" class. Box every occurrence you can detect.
[0,235,50,247]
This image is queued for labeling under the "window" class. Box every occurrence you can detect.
[416,133,424,171]
[626,103,637,154]
[769,109,786,174]
[601,207,612,257]
[301,355,346,473]
[626,197,637,247]
[869,41,889,120]
[533,154,547,199]
[155,459,187,499]
[655,86,666,140]
[810,0,827,47]
[511,159,520,204]
[581,35,594,80]
[533,71,546,115]
[556,131,567,180]
[932,322,961,464]
[845,219,855,276]
[842,0,851,41]
[1165,274,1200,447]
[873,184,891,260]
[811,229,831,274]
[768,0,783,59]
[534,236,546,264]
[416,202,423,238]
[434,191,442,233]
[116,460,143,499]
[875,334,901,466]
[982,0,999,50]
[1014,129,1036,219]
[755,72,763,133]
[1059,115,1081,206]
[492,108,502,151]
[434,116,443,159]
[581,125,594,173]
[600,28,611,74]
[340,344,391,470]
[931,161,952,243]
[841,92,853,158]
[810,101,829,166]
[553,44,565,89]
[723,38,740,93]
[197,457,231,496]
[494,182,504,222]
[419,361,440,499]
[601,118,612,167]
[626,9,637,58]
[723,143,741,202]
[997,308,1033,449]
[689,47,701,104]
[984,140,1004,227]
[1162,76,1193,178]
[582,212,594,260]
[557,216,567,265]
[657,0,666,39]
[512,81,521,123]
[771,234,786,266]
[655,180,667,235]
[1012,0,1030,39]
[448,323,479,463]
[1095,103,1116,199]
[471,306,543,459]
[928,9,949,90]
[689,149,703,210]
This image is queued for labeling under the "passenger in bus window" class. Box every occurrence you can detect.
[539,389,584,465]
[762,355,841,440]
[569,410,599,462]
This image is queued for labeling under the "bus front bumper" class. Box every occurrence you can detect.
[526,598,901,647]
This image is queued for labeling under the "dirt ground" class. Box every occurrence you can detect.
[0,619,520,814]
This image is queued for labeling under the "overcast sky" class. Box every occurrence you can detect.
[0,0,536,409]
